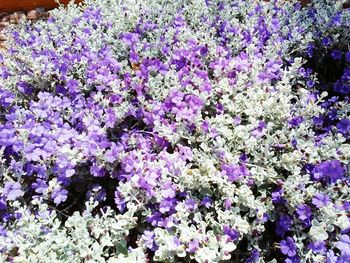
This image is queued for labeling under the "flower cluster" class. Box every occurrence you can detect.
[0,0,350,262]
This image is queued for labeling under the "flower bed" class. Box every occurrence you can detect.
[0,0,349,262]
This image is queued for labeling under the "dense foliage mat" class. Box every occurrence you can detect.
[0,0,350,262]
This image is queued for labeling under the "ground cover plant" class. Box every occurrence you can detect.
[0,0,350,262]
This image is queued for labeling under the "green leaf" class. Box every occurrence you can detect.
[115,241,128,256]
[200,187,213,196]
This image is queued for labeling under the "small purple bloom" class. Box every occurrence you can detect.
[251,121,266,138]
[187,238,199,253]
[296,204,312,226]
[306,43,314,57]
[223,225,239,241]
[245,249,260,263]
[337,119,350,135]
[114,191,126,212]
[224,198,232,210]
[184,198,197,211]
[322,37,332,47]
[285,256,301,263]
[313,160,344,182]
[3,182,23,201]
[346,52,350,63]
[142,230,158,251]
[201,196,213,208]
[272,188,285,204]
[159,198,175,214]
[289,116,303,128]
[307,241,326,255]
[312,193,330,208]
[51,188,68,205]
[161,181,176,198]
[331,50,342,60]
[0,199,6,210]
[276,215,292,237]
[280,237,297,257]
[335,235,350,255]
[221,163,248,182]
[306,79,315,88]
[326,250,338,263]
[331,12,341,26]
[338,255,350,263]
[31,179,48,194]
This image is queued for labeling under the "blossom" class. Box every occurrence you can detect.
[312,193,330,208]
[186,238,199,253]
[337,119,350,136]
[51,188,68,205]
[307,241,326,255]
[346,52,350,63]
[288,116,303,128]
[276,215,292,237]
[201,196,213,208]
[335,235,350,255]
[3,182,23,201]
[280,237,297,257]
[296,204,312,226]
[331,50,342,60]
[313,160,344,182]
[223,225,239,241]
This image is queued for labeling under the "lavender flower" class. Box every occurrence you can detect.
[3,182,23,201]
[312,193,330,208]
[280,237,297,257]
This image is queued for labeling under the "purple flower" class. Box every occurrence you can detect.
[280,237,297,257]
[90,165,106,177]
[312,193,330,208]
[223,225,239,241]
[306,43,314,57]
[245,249,260,263]
[276,215,292,237]
[159,198,176,214]
[326,250,338,263]
[201,196,213,208]
[224,198,232,210]
[296,204,312,226]
[337,119,350,135]
[338,255,350,263]
[285,256,301,263]
[3,182,23,201]
[187,238,200,253]
[288,116,303,128]
[114,191,126,212]
[335,235,350,255]
[251,121,266,137]
[142,230,158,251]
[346,52,350,63]
[306,79,315,88]
[120,32,139,45]
[322,37,332,47]
[51,188,68,205]
[0,225,7,237]
[272,188,285,204]
[31,179,48,194]
[161,181,176,198]
[184,198,197,211]
[331,50,342,60]
[334,81,350,95]
[221,163,249,182]
[0,197,6,211]
[307,241,326,255]
[313,160,344,182]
